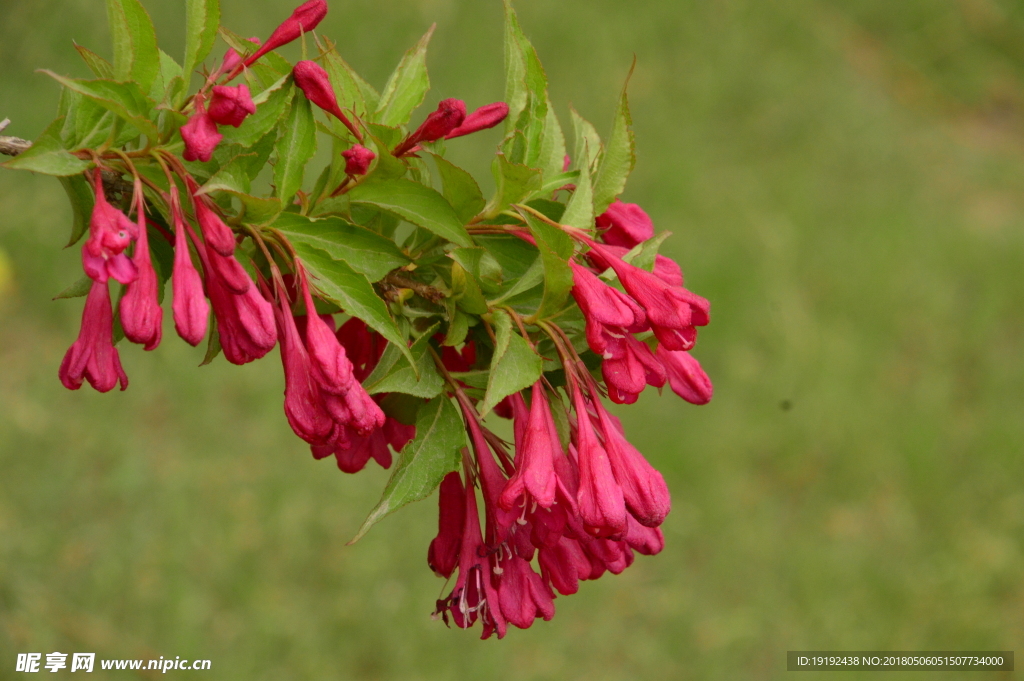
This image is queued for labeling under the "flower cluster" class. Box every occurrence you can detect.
[15,0,715,639]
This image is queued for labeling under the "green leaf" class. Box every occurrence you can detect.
[593,65,636,215]
[622,231,671,271]
[450,247,502,294]
[183,0,220,82]
[450,262,489,315]
[501,0,553,169]
[320,38,379,117]
[348,178,473,247]
[273,213,410,282]
[502,0,527,137]
[484,153,542,218]
[53,275,93,300]
[376,26,434,126]
[518,207,574,321]
[363,323,444,398]
[106,0,160,93]
[40,72,159,139]
[3,118,92,177]
[569,106,603,178]
[539,103,567,181]
[74,44,115,79]
[203,156,251,195]
[292,243,414,368]
[200,314,223,366]
[350,396,465,543]
[444,310,471,347]
[220,76,293,148]
[150,49,184,104]
[479,309,542,416]
[274,93,317,204]
[429,153,485,223]
[58,174,96,247]
[489,255,542,305]
[561,118,594,232]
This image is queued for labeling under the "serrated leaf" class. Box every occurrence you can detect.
[74,44,115,79]
[429,153,485,223]
[183,0,220,82]
[58,174,95,247]
[350,396,465,543]
[40,72,159,139]
[450,247,502,295]
[501,0,551,168]
[200,314,222,366]
[376,26,434,126]
[273,213,409,282]
[444,310,471,346]
[569,106,603,178]
[3,118,92,177]
[217,190,282,225]
[348,178,472,247]
[450,262,489,315]
[363,323,443,398]
[150,50,184,104]
[489,255,542,305]
[561,122,594,231]
[274,93,317,204]
[484,153,542,218]
[220,76,293,148]
[593,65,636,215]
[106,0,160,93]
[479,309,542,416]
[292,243,414,368]
[539,103,567,181]
[53,275,93,300]
[518,208,574,321]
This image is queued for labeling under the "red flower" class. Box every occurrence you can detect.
[59,280,128,392]
[428,472,466,579]
[187,178,236,257]
[596,201,654,248]
[601,335,666,405]
[293,60,361,139]
[169,188,209,346]
[495,553,555,630]
[394,99,466,155]
[445,102,509,139]
[215,38,260,79]
[82,170,138,285]
[207,84,256,128]
[657,346,713,405]
[180,103,223,163]
[568,260,645,359]
[244,0,328,67]
[570,387,627,537]
[341,144,375,175]
[119,188,162,350]
[204,249,277,365]
[499,382,559,511]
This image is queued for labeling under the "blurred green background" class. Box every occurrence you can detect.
[3,0,1024,678]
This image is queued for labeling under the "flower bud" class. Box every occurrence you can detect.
[207,84,256,128]
[292,60,360,138]
[656,346,713,405]
[245,0,328,67]
[342,144,375,175]
[59,280,129,393]
[412,98,466,143]
[170,189,210,346]
[445,102,509,139]
[596,201,655,248]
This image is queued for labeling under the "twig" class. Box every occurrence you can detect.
[383,272,446,304]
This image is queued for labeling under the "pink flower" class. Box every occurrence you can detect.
[434,477,507,640]
[244,0,328,67]
[204,250,277,365]
[292,60,361,139]
[428,472,465,579]
[216,38,260,78]
[538,537,591,596]
[180,103,222,163]
[187,178,236,256]
[297,263,354,392]
[568,260,645,359]
[445,102,509,139]
[273,289,335,446]
[601,335,666,405]
[170,188,209,346]
[593,397,671,528]
[119,189,162,351]
[499,382,559,511]
[596,201,654,248]
[342,144,375,175]
[59,279,128,392]
[83,170,138,285]
[571,387,627,537]
[207,84,256,128]
[657,346,713,405]
[336,318,385,381]
[495,553,555,630]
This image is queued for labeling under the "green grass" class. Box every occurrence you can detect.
[3,1,1024,678]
